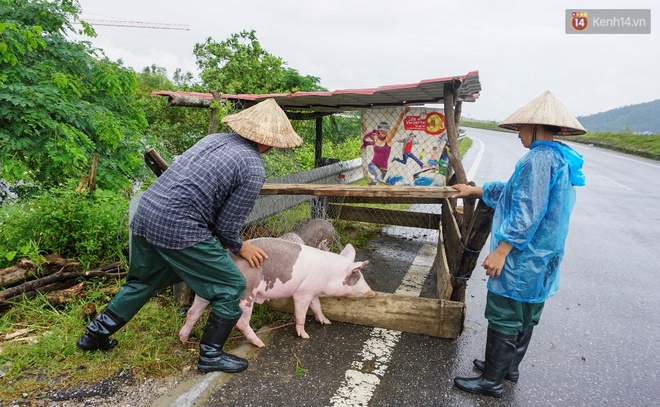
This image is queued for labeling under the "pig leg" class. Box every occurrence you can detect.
[309,296,331,325]
[179,295,210,342]
[292,293,314,339]
[235,300,265,348]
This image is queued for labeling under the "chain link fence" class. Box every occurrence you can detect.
[240,106,451,252]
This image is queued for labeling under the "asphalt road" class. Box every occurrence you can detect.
[155,128,660,407]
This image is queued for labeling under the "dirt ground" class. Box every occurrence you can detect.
[2,371,190,407]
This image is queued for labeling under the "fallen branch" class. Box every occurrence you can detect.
[46,281,87,305]
[0,259,37,288]
[0,262,124,302]
[1,254,81,288]
[1,279,79,304]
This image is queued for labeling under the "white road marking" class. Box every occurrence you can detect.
[593,174,632,191]
[328,244,436,407]
[466,136,485,182]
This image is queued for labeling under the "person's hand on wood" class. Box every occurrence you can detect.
[451,183,483,199]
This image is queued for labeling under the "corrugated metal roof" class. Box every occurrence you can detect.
[151,70,481,113]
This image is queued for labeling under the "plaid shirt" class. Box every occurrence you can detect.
[131,133,265,254]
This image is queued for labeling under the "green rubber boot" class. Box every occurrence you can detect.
[197,313,248,373]
[473,326,534,382]
[77,308,126,351]
[454,329,517,397]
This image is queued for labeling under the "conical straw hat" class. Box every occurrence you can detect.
[222,98,303,148]
[499,91,586,135]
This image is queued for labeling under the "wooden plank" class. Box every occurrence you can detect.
[260,184,458,199]
[436,223,453,301]
[442,199,463,276]
[266,292,465,339]
[340,196,443,205]
[330,204,442,230]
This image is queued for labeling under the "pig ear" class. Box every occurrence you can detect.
[347,261,369,275]
[339,243,356,261]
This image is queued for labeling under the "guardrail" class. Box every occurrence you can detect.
[246,158,362,223]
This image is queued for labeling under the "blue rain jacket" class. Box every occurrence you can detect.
[482,141,585,303]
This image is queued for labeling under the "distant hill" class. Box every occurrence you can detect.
[578,99,660,134]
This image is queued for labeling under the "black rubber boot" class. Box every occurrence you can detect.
[77,308,126,351]
[472,326,534,382]
[454,329,517,397]
[197,313,248,373]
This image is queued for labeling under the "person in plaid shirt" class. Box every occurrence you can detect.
[77,99,302,374]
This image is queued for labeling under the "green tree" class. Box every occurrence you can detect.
[0,0,148,191]
[190,29,333,175]
[135,65,209,156]
[193,29,325,94]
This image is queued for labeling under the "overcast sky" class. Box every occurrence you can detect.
[72,0,658,121]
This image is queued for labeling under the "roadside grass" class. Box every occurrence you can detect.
[562,132,660,160]
[461,119,660,160]
[1,293,183,399]
[0,288,292,403]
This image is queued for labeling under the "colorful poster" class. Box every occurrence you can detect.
[361,107,449,186]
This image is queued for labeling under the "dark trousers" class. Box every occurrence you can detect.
[485,291,545,336]
[107,235,246,321]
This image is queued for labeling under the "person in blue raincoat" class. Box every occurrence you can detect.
[451,91,586,398]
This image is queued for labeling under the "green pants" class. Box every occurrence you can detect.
[108,235,246,321]
[485,291,545,336]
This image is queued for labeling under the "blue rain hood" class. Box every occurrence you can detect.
[538,140,585,186]
[481,141,585,303]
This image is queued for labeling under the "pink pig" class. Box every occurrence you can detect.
[179,237,375,348]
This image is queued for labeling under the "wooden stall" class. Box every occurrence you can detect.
[151,71,491,339]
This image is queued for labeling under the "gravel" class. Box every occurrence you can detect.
[2,370,194,407]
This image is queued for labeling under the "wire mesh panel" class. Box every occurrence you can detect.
[361,107,450,187]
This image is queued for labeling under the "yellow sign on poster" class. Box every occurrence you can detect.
[361,107,449,186]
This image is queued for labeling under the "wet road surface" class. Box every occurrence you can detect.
[154,129,660,406]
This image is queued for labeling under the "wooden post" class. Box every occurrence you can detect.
[454,100,463,130]
[76,154,99,192]
[460,187,476,240]
[311,116,325,218]
[208,90,222,135]
[443,80,467,185]
[314,116,323,168]
[88,153,98,192]
[450,199,494,303]
[443,80,475,239]
[144,148,169,176]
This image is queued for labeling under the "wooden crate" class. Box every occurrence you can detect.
[261,183,467,339]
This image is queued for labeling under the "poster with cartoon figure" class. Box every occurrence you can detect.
[361,107,449,186]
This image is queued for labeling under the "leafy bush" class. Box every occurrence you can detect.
[0,184,130,269]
